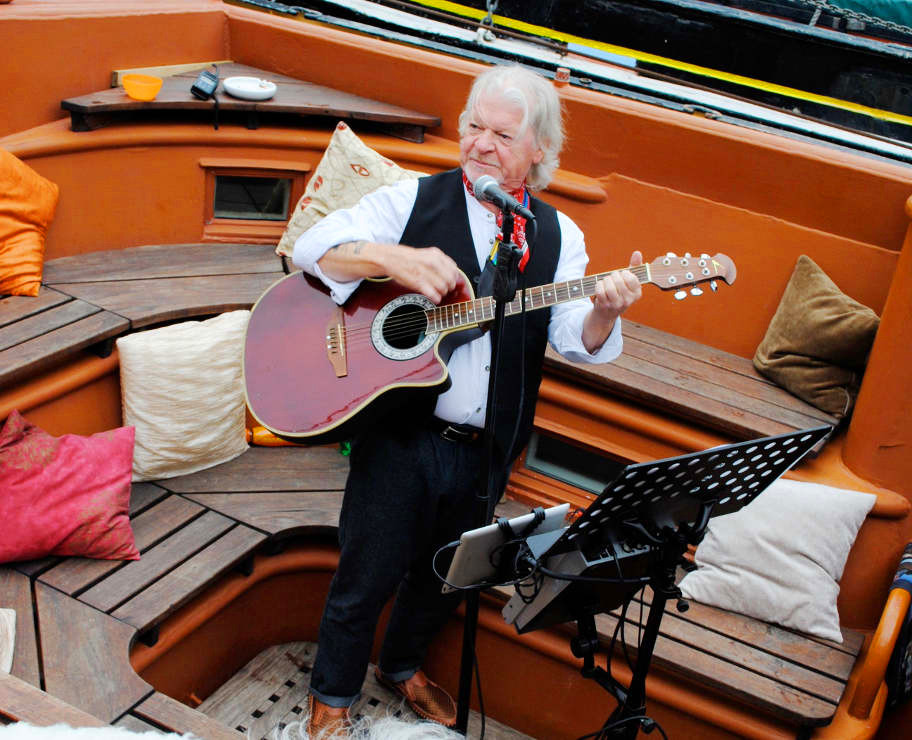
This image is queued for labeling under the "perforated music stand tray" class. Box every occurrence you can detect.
[503,425,833,634]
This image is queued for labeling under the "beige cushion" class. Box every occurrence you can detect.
[679,478,875,642]
[117,311,250,481]
[753,255,880,418]
[275,121,426,257]
[0,608,14,673]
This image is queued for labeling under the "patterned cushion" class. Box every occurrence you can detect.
[0,149,59,297]
[0,411,138,564]
[275,122,426,257]
[117,310,250,481]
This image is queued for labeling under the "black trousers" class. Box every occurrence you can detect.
[309,420,494,706]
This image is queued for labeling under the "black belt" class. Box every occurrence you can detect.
[430,417,483,443]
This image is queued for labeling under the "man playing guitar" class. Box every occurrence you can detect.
[293,63,642,736]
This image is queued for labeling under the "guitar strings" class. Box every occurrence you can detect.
[329,269,657,345]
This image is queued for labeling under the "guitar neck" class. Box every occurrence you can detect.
[426,265,650,332]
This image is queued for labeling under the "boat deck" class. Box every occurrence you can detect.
[1,441,865,737]
[0,242,866,737]
[198,641,530,739]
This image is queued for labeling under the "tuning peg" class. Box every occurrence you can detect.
[700,253,710,259]
[710,281,718,292]
[674,290,687,301]
[690,287,703,296]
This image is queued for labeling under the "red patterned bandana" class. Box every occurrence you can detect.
[462,171,530,271]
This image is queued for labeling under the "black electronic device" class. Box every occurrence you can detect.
[191,67,219,100]
[501,425,834,739]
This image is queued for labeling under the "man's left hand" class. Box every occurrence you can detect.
[582,250,643,354]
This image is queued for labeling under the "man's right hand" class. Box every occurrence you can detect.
[317,241,462,304]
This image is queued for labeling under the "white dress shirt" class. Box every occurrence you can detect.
[293,178,623,427]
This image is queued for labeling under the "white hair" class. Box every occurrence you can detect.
[458,64,565,191]
[276,712,463,739]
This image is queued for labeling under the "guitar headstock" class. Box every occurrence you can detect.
[645,252,737,299]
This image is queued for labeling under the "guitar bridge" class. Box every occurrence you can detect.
[326,306,347,378]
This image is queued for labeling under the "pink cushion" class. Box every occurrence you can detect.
[0,411,139,563]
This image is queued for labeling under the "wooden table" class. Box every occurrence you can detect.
[61,63,441,142]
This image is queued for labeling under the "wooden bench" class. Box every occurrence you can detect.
[545,320,838,444]
[0,242,903,738]
[0,243,285,389]
[1,242,834,446]
[60,62,441,142]
[0,443,896,738]
[0,445,346,736]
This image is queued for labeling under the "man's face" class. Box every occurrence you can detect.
[459,92,544,192]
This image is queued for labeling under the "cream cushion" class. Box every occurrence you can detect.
[0,607,14,673]
[117,310,250,481]
[679,478,875,642]
[275,121,426,257]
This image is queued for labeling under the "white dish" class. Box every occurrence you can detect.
[223,76,277,101]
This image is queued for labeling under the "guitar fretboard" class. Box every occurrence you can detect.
[426,266,651,332]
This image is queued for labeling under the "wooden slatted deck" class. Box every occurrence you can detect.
[545,321,838,446]
[0,242,856,736]
[0,243,285,389]
[198,641,530,739]
[0,445,865,735]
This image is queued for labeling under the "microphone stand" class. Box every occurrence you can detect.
[455,208,523,734]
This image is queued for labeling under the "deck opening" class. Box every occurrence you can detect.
[526,432,627,494]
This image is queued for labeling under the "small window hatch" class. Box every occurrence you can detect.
[214,176,291,221]
[199,158,310,244]
[525,433,626,495]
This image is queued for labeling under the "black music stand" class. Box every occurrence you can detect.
[502,425,833,739]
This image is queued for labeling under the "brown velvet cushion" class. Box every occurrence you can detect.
[753,255,879,418]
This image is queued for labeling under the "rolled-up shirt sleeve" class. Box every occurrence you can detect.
[292,179,420,305]
[548,211,623,364]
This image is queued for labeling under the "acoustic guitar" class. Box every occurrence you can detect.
[243,253,736,444]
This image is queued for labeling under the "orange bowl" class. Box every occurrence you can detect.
[122,74,163,102]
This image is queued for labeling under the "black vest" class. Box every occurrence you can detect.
[399,168,562,464]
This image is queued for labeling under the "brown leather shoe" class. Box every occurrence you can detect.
[307,694,351,738]
[374,667,457,727]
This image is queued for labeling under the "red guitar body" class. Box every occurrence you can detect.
[243,271,476,444]
[244,253,736,444]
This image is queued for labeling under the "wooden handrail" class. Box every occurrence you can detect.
[849,586,910,719]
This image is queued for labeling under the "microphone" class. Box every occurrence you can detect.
[473,175,535,220]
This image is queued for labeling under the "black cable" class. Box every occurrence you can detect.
[431,538,547,593]
[212,64,220,131]
[636,588,645,654]
[576,713,670,740]
[617,593,636,674]
[474,645,486,739]
[605,603,626,704]
[502,271,527,467]
[536,564,651,586]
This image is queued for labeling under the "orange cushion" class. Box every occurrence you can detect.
[0,149,59,297]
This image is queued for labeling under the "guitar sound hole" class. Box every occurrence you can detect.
[371,293,438,361]
[382,304,428,350]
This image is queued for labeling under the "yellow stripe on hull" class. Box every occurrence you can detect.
[409,0,912,128]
